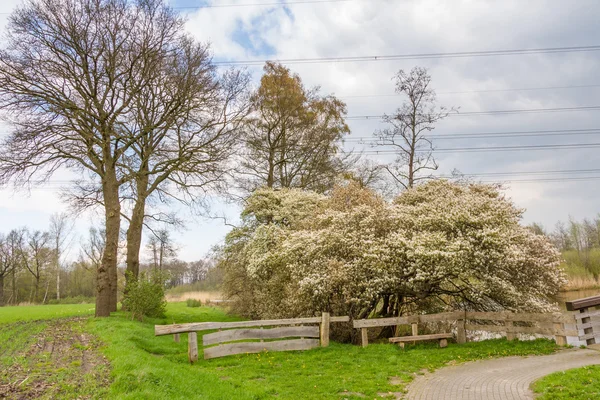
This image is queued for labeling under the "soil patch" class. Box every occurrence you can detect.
[0,318,110,399]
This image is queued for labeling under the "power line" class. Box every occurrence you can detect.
[343,128,600,142]
[0,0,374,15]
[438,168,600,178]
[213,45,600,66]
[479,176,600,184]
[174,0,361,9]
[360,142,600,154]
[340,83,600,99]
[346,105,600,120]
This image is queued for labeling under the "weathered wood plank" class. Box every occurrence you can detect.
[203,339,319,359]
[465,323,573,336]
[156,316,349,336]
[566,295,600,311]
[574,309,600,320]
[577,320,600,331]
[188,332,198,363]
[579,332,600,341]
[466,312,571,323]
[202,326,319,346]
[389,333,452,343]
[320,312,330,347]
[353,316,410,328]
[419,311,463,322]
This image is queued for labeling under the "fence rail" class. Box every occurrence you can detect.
[353,311,577,347]
[155,313,350,362]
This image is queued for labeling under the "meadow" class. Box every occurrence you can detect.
[0,302,566,399]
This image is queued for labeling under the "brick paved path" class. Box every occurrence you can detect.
[405,349,600,399]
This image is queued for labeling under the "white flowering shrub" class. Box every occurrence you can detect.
[220,181,565,330]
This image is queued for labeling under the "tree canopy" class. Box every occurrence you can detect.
[220,180,565,326]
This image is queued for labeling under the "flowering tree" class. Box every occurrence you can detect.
[220,181,565,324]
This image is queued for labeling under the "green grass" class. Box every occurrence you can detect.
[533,365,600,399]
[0,303,95,324]
[85,303,559,399]
[0,303,563,399]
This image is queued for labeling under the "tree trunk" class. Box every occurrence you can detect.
[0,275,4,306]
[34,276,39,303]
[124,181,147,311]
[11,269,16,305]
[96,170,121,317]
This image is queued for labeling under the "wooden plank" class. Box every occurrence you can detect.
[353,316,410,329]
[466,311,511,320]
[360,327,368,348]
[320,312,330,347]
[156,316,349,336]
[574,309,600,320]
[203,339,319,359]
[579,332,600,341]
[389,333,453,343]
[188,332,198,363]
[566,295,600,311]
[202,326,319,346]
[577,320,600,331]
[419,311,463,322]
[465,323,569,336]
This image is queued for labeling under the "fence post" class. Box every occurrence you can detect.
[361,328,368,348]
[188,332,198,363]
[174,333,180,343]
[320,312,330,347]
[457,312,466,344]
[505,320,516,341]
[553,321,567,346]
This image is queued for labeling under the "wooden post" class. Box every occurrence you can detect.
[553,321,567,346]
[174,333,180,343]
[439,338,448,348]
[320,312,330,347]
[361,327,368,348]
[505,320,516,341]
[411,322,418,336]
[188,332,198,363]
[581,307,596,345]
[456,315,466,344]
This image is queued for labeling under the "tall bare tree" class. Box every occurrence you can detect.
[0,0,197,316]
[237,62,350,194]
[374,67,455,190]
[49,212,73,301]
[20,230,52,303]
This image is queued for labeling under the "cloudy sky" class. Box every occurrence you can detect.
[1,0,599,261]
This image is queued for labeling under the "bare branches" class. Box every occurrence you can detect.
[373,67,457,190]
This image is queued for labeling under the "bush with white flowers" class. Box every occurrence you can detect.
[220,180,565,324]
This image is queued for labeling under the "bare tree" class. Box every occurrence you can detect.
[49,212,73,301]
[147,229,176,271]
[374,67,455,190]
[0,0,196,316]
[20,230,52,303]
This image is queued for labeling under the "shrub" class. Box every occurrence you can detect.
[186,298,202,308]
[122,270,167,321]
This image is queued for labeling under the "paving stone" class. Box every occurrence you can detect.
[405,349,600,399]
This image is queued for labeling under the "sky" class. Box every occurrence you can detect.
[0,0,599,262]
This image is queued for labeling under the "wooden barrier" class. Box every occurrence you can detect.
[566,295,600,345]
[155,312,350,362]
[353,311,577,347]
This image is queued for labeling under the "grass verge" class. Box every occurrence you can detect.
[532,365,600,400]
[86,303,559,399]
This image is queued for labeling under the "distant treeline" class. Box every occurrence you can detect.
[532,215,600,280]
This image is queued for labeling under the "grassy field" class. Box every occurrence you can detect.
[533,365,600,399]
[1,303,562,399]
[0,303,94,324]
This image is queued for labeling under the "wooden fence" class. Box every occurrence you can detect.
[353,311,577,347]
[567,295,600,345]
[155,313,349,362]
